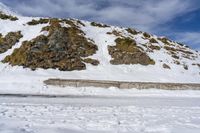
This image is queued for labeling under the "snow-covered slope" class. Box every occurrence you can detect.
[0,2,18,16]
[0,2,199,91]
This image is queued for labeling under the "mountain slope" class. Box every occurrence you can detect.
[0,2,199,91]
[0,2,17,16]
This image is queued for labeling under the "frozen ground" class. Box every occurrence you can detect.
[0,93,200,133]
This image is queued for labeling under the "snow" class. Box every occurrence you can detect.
[0,3,200,133]
[0,3,199,92]
[0,95,200,133]
[0,20,199,85]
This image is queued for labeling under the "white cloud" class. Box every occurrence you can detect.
[174,32,200,49]
[2,0,199,32]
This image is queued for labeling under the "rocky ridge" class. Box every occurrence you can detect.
[0,6,199,80]
[3,19,98,71]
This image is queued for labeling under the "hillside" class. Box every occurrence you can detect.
[0,2,200,91]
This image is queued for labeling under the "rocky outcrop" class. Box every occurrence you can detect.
[126,28,138,35]
[108,37,155,65]
[148,44,161,51]
[143,32,151,38]
[0,11,18,21]
[27,18,49,25]
[91,22,109,28]
[0,15,199,74]
[0,31,23,54]
[82,58,99,66]
[149,38,158,43]
[3,19,98,71]
[163,63,171,69]
[164,45,196,61]
[192,63,200,68]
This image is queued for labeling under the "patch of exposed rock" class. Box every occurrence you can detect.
[3,19,98,71]
[0,31,23,54]
[147,44,161,51]
[192,63,200,68]
[126,28,138,35]
[27,18,49,25]
[163,63,171,69]
[0,11,18,21]
[91,22,109,28]
[164,45,196,60]
[108,37,155,65]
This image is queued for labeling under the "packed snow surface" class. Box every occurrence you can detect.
[0,94,200,133]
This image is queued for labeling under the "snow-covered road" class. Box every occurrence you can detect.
[0,95,200,133]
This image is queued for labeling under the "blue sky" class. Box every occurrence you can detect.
[1,0,200,50]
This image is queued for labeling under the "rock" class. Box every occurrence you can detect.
[174,60,180,65]
[0,12,18,21]
[91,22,109,28]
[172,55,179,59]
[143,32,151,38]
[183,64,188,70]
[158,37,172,45]
[163,63,171,69]
[148,44,161,50]
[108,37,155,65]
[0,31,23,54]
[83,58,100,66]
[3,19,98,71]
[107,30,123,37]
[149,38,158,43]
[126,28,138,35]
[27,18,49,25]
